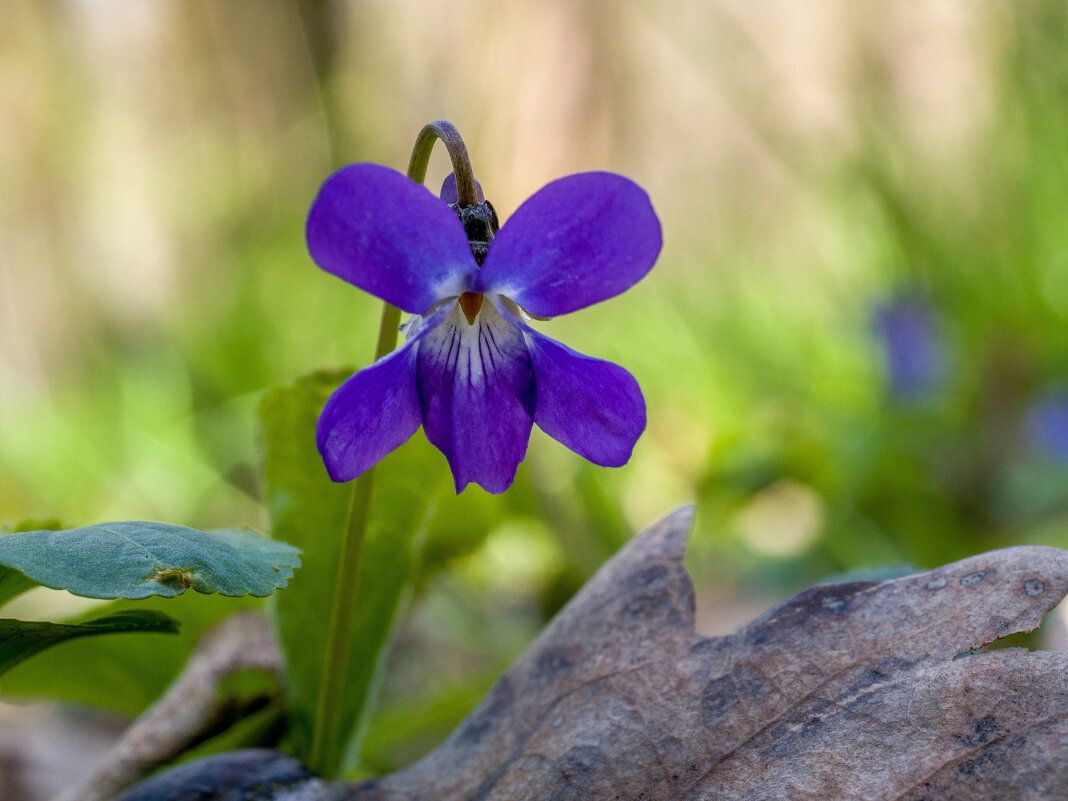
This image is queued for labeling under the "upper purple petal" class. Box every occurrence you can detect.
[306,164,477,314]
[476,172,662,316]
[439,172,485,204]
[523,327,646,466]
[416,301,535,493]
[317,341,422,482]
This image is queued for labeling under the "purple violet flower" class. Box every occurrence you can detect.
[306,163,662,493]
[873,293,944,400]
[1026,389,1068,462]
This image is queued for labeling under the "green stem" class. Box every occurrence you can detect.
[307,121,470,778]
[307,305,399,777]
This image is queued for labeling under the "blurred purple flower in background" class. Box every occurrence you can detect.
[307,164,662,493]
[873,293,945,400]
[1025,389,1068,462]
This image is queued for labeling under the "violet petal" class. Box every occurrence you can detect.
[307,164,477,314]
[317,341,423,482]
[524,327,646,466]
[476,172,662,317]
[439,172,485,204]
[416,301,535,493]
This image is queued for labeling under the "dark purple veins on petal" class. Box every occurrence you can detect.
[416,303,535,493]
[476,172,662,317]
[306,163,477,314]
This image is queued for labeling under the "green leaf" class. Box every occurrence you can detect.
[0,522,301,599]
[1,593,257,715]
[261,370,441,773]
[0,610,178,675]
[0,567,37,609]
[0,519,62,608]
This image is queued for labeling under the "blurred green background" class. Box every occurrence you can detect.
[3,0,1068,789]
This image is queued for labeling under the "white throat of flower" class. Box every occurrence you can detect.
[407,295,527,389]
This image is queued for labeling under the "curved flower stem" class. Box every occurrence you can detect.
[407,119,479,206]
[308,122,468,778]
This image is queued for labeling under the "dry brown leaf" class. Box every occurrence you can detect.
[342,506,1068,801]
[111,507,1068,801]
